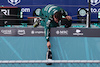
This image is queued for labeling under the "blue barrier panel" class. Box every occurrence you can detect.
[0,37,100,60]
[0,28,99,67]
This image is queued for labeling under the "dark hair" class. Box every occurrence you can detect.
[61,19,72,28]
[54,11,62,21]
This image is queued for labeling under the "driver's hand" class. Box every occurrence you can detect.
[65,16,72,20]
[47,41,51,48]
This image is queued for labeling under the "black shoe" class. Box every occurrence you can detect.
[46,48,52,65]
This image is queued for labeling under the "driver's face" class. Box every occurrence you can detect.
[53,15,59,23]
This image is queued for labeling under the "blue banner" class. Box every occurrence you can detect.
[0,0,100,21]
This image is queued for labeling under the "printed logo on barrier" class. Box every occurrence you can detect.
[1,30,12,34]
[73,29,83,36]
[31,30,44,34]
[87,0,100,6]
[8,0,21,6]
[18,30,25,35]
[56,30,68,35]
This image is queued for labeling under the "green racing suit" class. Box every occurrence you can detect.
[38,4,68,42]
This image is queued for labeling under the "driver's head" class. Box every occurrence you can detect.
[53,11,62,23]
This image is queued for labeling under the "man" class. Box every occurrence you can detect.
[33,4,72,48]
[33,4,72,64]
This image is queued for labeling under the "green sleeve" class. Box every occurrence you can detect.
[45,18,51,42]
[60,9,68,17]
[40,18,51,42]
